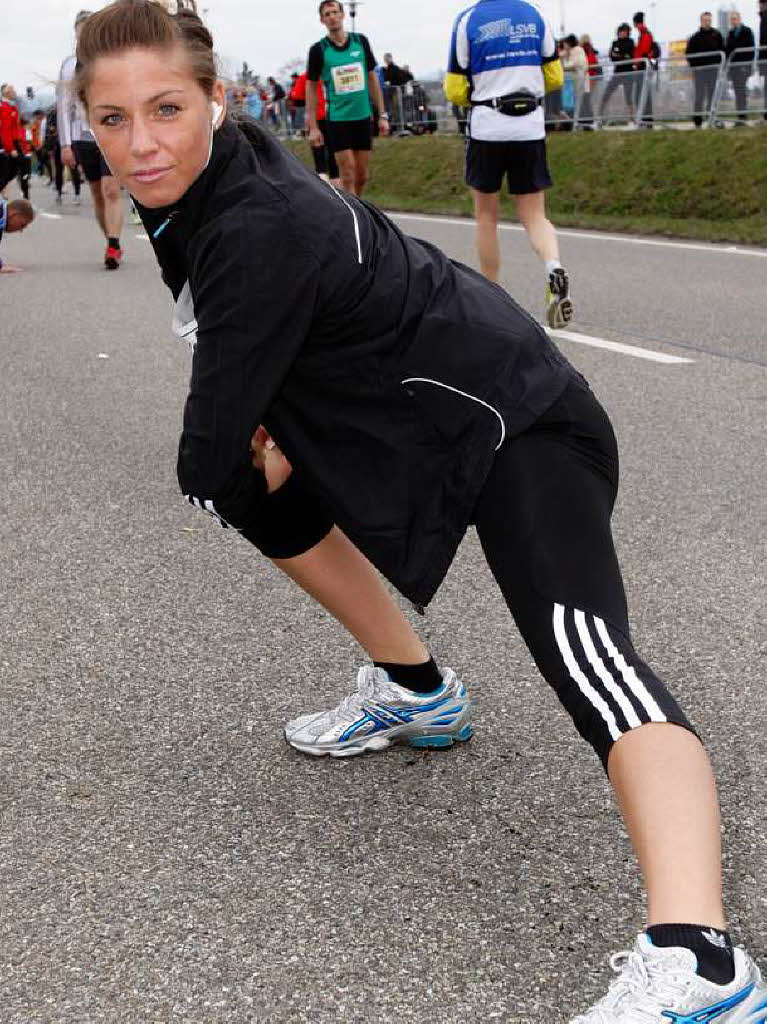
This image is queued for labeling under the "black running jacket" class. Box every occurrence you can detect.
[137,119,574,607]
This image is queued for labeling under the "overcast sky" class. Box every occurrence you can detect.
[3,0,759,98]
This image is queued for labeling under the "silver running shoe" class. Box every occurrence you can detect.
[570,933,767,1023]
[546,266,574,329]
[284,665,473,758]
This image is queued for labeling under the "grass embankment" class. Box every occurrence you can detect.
[287,127,767,245]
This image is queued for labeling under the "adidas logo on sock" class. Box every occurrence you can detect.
[701,929,728,950]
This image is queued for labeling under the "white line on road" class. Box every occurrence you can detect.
[550,329,693,364]
[135,232,149,240]
[134,221,691,362]
[389,212,767,259]
[33,207,62,220]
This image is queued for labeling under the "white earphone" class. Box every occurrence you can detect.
[211,101,223,129]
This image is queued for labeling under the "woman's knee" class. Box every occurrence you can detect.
[545,604,697,773]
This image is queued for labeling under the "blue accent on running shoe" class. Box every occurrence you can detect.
[339,691,467,745]
[409,735,455,748]
[339,712,388,743]
[408,724,473,749]
[661,983,754,1023]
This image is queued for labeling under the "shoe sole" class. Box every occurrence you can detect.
[287,723,474,758]
[547,297,574,329]
[104,258,120,270]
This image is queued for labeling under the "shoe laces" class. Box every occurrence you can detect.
[573,948,692,1023]
[334,666,385,723]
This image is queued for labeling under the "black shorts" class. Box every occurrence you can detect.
[465,137,552,195]
[72,140,112,182]
[325,117,373,154]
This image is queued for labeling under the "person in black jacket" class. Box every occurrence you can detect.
[686,12,726,126]
[598,23,635,121]
[725,11,756,121]
[72,4,767,1019]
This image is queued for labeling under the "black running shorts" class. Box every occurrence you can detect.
[72,140,112,182]
[465,137,552,195]
[325,117,373,154]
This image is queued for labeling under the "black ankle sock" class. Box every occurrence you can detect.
[373,657,443,694]
[108,236,120,249]
[647,924,735,985]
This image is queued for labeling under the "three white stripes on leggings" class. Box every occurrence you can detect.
[553,604,666,742]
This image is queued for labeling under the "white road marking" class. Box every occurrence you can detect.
[388,211,767,259]
[134,215,691,363]
[550,329,693,364]
[33,207,62,220]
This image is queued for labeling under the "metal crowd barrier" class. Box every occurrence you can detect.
[234,52,767,146]
[714,48,767,122]
[589,58,651,128]
[383,82,442,134]
[650,51,725,126]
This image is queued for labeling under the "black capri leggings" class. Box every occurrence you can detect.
[250,377,696,770]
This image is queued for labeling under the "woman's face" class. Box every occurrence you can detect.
[87,45,225,208]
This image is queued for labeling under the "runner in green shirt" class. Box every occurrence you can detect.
[307,0,389,196]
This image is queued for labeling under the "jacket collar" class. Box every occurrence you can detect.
[133,119,244,299]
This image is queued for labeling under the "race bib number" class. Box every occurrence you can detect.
[332,61,365,95]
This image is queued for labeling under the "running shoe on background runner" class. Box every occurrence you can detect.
[546,266,574,329]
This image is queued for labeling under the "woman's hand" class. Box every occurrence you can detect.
[250,426,293,493]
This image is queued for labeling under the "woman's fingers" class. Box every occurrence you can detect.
[250,427,291,487]
[264,446,293,494]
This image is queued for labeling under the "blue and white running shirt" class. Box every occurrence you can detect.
[447,0,558,142]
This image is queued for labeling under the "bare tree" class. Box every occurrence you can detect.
[277,56,306,82]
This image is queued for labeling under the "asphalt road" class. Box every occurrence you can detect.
[1,178,765,1023]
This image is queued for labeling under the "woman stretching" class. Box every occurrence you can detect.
[74,3,765,1021]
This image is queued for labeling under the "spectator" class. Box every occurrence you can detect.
[266,76,286,130]
[0,196,35,273]
[289,71,306,134]
[725,11,756,122]
[382,52,407,86]
[599,23,635,122]
[581,32,606,124]
[761,0,767,120]
[245,85,262,121]
[0,84,26,197]
[400,64,414,84]
[686,12,726,127]
[633,11,656,126]
[562,35,590,126]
